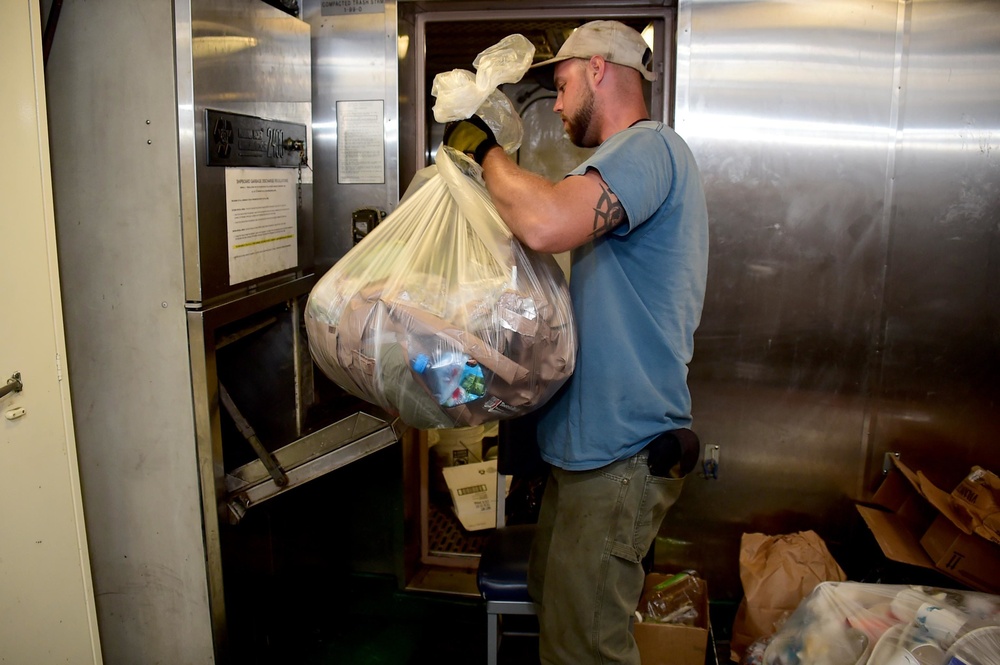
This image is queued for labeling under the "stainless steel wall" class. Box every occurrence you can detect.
[672,0,1000,599]
[873,0,1000,486]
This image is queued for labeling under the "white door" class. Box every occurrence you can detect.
[0,3,102,663]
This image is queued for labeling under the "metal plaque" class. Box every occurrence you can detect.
[206,109,306,168]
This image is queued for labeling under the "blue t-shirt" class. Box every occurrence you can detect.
[536,121,709,470]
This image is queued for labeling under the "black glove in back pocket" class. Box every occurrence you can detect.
[645,428,701,478]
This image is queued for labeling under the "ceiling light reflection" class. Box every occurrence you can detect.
[679,112,1000,153]
[192,36,258,58]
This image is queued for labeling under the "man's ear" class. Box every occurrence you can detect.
[588,55,607,86]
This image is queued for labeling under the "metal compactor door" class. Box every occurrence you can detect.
[181,1,403,654]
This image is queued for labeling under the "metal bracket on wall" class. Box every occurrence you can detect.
[882,451,901,475]
[352,208,385,246]
[1,372,23,400]
[702,444,720,480]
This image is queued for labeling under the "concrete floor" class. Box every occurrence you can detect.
[227,571,725,665]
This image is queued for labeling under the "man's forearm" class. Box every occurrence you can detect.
[480,147,564,252]
[480,146,619,254]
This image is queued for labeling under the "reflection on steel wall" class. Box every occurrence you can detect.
[304,0,400,273]
[671,0,1000,599]
[874,2,1000,484]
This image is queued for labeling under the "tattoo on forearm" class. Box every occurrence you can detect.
[592,184,625,239]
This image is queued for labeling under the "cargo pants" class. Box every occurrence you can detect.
[527,449,687,664]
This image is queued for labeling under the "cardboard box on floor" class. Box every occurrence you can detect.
[634,573,710,665]
[441,460,511,531]
[856,456,1000,593]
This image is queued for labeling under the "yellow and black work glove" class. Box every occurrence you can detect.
[443,115,498,165]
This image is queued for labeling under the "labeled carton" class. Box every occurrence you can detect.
[856,457,1000,593]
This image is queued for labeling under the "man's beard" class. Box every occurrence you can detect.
[564,87,599,148]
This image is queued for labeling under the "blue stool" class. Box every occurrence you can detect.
[477,522,539,665]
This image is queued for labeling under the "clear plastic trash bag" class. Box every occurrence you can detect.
[641,570,706,626]
[305,144,576,429]
[760,581,1000,665]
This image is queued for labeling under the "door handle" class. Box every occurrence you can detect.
[1,372,23,400]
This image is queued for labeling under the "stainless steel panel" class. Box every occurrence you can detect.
[674,0,902,597]
[305,0,401,273]
[185,0,313,304]
[872,2,1000,481]
[674,0,1000,600]
[45,1,217,661]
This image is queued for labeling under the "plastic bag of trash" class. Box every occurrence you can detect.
[761,581,1000,665]
[640,570,706,626]
[305,35,575,430]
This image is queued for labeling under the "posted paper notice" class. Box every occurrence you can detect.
[336,100,385,184]
[226,167,298,284]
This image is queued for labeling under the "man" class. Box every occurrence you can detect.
[445,20,709,664]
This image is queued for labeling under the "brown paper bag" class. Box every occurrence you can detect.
[729,530,846,662]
